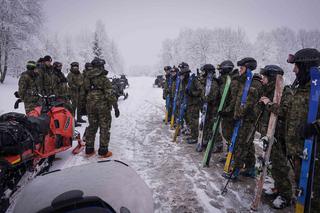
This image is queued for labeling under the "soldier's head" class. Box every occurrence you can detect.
[53,62,63,72]
[260,65,284,85]
[237,57,257,75]
[70,62,79,72]
[170,66,179,77]
[287,48,320,84]
[164,66,172,76]
[43,55,52,67]
[200,64,215,78]
[26,61,36,71]
[178,62,190,79]
[85,62,93,71]
[217,60,234,75]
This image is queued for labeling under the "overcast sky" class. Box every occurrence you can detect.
[44,0,320,69]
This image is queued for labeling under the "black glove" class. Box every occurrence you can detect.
[185,88,192,96]
[299,122,319,139]
[218,111,228,117]
[14,91,20,98]
[115,108,120,118]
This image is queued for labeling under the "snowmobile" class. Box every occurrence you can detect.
[13,160,154,213]
[0,94,84,213]
[153,75,164,88]
[112,76,129,100]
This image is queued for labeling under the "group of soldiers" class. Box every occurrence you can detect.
[18,55,120,157]
[162,48,320,211]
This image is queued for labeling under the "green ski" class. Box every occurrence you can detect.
[202,75,231,167]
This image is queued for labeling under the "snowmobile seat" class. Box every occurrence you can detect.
[27,115,50,135]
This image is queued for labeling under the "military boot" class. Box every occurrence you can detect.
[98,146,112,158]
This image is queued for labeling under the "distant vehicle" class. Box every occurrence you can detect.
[13,161,154,213]
[111,76,129,100]
[154,75,164,88]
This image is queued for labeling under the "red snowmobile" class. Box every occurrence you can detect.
[0,94,84,212]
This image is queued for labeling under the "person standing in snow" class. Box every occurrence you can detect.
[198,64,220,150]
[163,65,172,123]
[83,57,119,157]
[170,66,179,127]
[223,57,261,179]
[266,48,320,210]
[67,62,86,125]
[177,62,202,144]
[18,61,40,114]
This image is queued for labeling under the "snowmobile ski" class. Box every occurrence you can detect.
[202,75,231,166]
[251,74,284,211]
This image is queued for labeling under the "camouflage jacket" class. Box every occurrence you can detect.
[83,68,117,110]
[220,74,240,116]
[163,75,172,99]
[186,75,202,106]
[201,75,220,110]
[67,70,83,94]
[53,70,69,99]
[18,70,40,104]
[170,75,178,99]
[233,72,262,122]
[277,82,315,155]
[37,65,58,96]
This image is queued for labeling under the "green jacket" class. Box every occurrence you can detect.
[18,70,40,105]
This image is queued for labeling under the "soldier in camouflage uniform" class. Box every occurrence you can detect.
[224,57,261,179]
[256,65,291,209]
[18,61,40,114]
[216,60,238,153]
[83,58,119,156]
[198,64,220,150]
[177,62,202,144]
[67,62,86,124]
[37,55,57,96]
[163,66,172,123]
[52,62,69,100]
[263,48,320,210]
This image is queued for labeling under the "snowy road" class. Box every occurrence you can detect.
[1,77,293,213]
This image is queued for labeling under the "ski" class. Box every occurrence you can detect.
[251,74,284,211]
[170,76,181,129]
[196,72,213,152]
[165,77,172,123]
[224,69,253,174]
[173,74,195,142]
[295,66,320,213]
[202,75,231,166]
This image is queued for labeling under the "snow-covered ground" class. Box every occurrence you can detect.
[1,76,293,213]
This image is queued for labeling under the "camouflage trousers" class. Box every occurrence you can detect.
[70,92,82,119]
[203,106,222,145]
[233,120,256,170]
[85,103,112,149]
[185,104,200,139]
[270,140,292,201]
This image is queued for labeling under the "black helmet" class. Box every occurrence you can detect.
[91,57,102,67]
[53,61,62,69]
[237,57,257,71]
[178,62,190,75]
[164,66,172,71]
[43,55,52,62]
[260,65,284,77]
[85,62,93,69]
[218,60,234,74]
[26,61,36,70]
[70,62,79,67]
[287,48,320,65]
[200,64,215,73]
